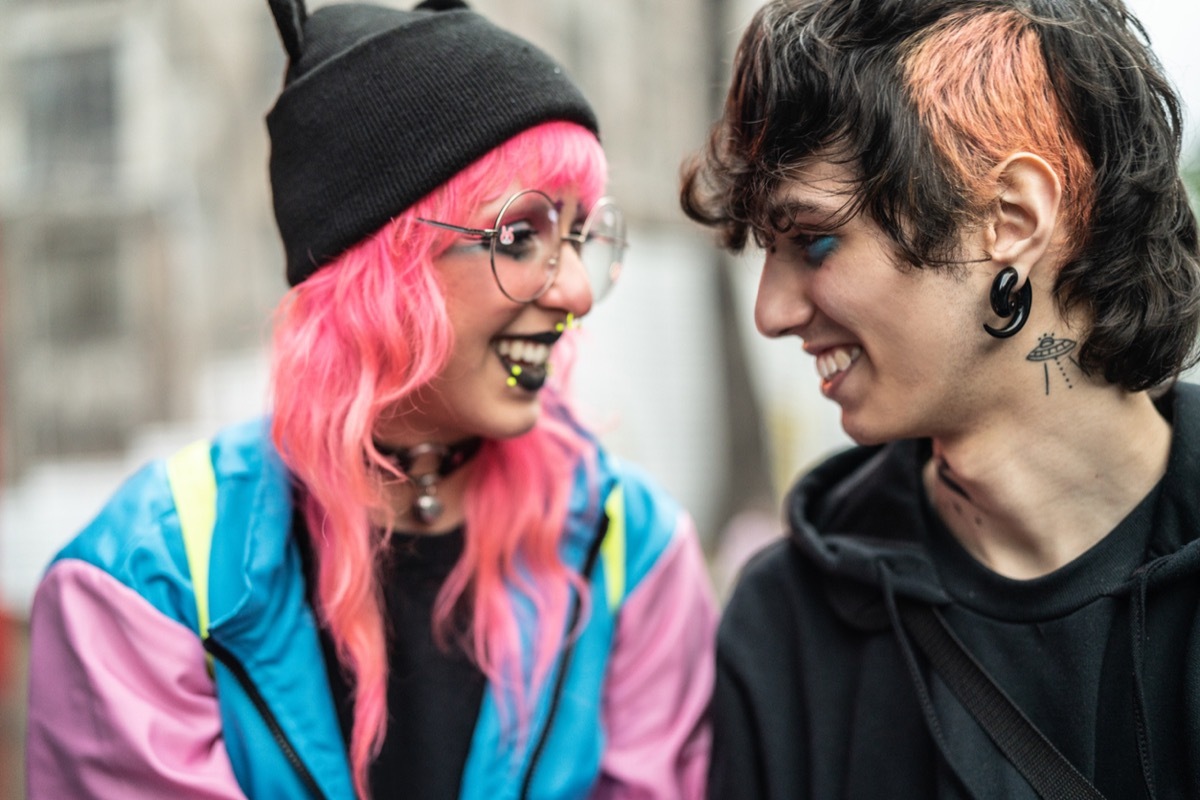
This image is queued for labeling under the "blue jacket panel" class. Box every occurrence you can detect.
[49,418,686,799]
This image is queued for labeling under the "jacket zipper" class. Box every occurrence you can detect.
[518,514,611,800]
[204,635,330,800]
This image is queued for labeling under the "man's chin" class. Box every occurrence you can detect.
[839,411,893,447]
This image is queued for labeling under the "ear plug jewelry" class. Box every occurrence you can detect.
[983,266,1031,339]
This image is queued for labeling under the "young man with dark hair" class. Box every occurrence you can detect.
[683,1,1200,796]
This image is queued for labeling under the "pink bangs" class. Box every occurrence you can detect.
[270,120,607,799]
[419,119,608,224]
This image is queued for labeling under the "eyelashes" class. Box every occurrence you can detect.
[774,232,839,267]
[761,225,842,268]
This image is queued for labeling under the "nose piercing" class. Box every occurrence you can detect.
[554,313,577,333]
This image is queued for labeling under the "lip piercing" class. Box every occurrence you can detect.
[506,364,523,387]
[508,364,545,391]
[554,313,577,333]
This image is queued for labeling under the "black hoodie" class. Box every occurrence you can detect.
[709,383,1200,800]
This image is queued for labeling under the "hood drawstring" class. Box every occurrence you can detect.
[879,567,982,799]
[1129,566,1160,800]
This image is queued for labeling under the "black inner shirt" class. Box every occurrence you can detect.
[294,500,487,799]
[915,441,1160,799]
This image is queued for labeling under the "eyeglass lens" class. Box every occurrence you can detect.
[579,198,626,303]
[491,190,626,303]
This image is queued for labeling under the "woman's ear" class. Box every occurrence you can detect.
[985,152,1062,277]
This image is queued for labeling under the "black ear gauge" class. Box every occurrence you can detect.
[983,266,1032,339]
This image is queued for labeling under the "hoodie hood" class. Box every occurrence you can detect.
[786,439,950,619]
[780,383,1200,798]
[1133,383,1200,582]
[784,382,1200,628]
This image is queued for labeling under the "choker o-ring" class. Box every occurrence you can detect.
[373,437,483,524]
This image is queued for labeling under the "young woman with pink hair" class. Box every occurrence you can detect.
[25,2,716,798]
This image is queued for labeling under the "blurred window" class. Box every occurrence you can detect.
[31,222,122,346]
[21,46,117,193]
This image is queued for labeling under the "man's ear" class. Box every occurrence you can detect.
[985,152,1062,277]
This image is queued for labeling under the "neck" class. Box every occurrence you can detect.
[924,381,1171,579]
[372,436,483,535]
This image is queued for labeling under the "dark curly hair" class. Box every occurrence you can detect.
[681,0,1200,391]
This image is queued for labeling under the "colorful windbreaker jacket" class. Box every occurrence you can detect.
[27,419,716,799]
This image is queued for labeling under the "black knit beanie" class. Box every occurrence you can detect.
[265,0,600,286]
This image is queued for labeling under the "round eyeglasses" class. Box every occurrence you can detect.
[417,189,628,304]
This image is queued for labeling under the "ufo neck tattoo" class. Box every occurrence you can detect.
[1026,333,1079,396]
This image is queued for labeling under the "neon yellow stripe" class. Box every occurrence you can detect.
[601,485,626,613]
[166,439,217,641]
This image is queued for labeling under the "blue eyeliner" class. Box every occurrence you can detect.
[806,234,839,264]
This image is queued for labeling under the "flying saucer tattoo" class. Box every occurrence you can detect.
[1026,333,1078,395]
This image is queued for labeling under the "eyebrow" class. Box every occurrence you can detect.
[763,195,851,230]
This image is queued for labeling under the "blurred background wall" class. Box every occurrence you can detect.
[0,0,1197,794]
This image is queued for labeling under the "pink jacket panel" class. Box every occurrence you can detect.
[594,515,718,800]
[26,559,246,799]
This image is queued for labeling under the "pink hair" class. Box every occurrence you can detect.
[269,120,608,799]
[903,8,1095,255]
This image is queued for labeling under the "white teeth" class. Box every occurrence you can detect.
[494,338,551,367]
[816,345,862,381]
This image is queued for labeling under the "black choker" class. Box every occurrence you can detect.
[373,437,483,525]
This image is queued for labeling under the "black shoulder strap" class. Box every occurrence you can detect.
[898,601,1108,800]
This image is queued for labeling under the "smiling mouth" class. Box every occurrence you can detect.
[494,330,562,391]
[816,345,863,382]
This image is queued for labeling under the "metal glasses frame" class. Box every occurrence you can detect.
[417,189,625,303]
